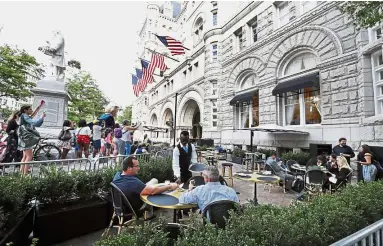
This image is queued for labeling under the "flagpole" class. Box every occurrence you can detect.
[173,92,178,147]
[182,46,190,51]
[146,48,179,62]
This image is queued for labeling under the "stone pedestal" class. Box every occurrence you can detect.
[31,76,68,138]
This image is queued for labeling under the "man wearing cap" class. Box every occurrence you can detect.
[179,166,239,212]
[172,131,198,184]
[92,119,102,157]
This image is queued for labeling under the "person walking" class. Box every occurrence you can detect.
[76,119,92,158]
[58,120,74,159]
[18,105,46,175]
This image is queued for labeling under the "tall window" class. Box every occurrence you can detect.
[211,99,218,127]
[239,102,250,129]
[212,43,218,62]
[234,27,243,51]
[277,2,290,27]
[371,51,383,114]
[211,80,217,96]
[194,18,204,44]
[212,11,217,26]
[247,16,258,43]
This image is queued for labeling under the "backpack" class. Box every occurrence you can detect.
[114,128,122,139]
[292,178,304,193]
[58,128,72,141]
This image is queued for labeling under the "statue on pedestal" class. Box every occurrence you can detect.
[38,30,66,81]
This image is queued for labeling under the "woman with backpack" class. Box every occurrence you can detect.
[18,105,46,175]
[357,145,377,182]
[58,120,74,159]
[98,105,119,156]
[76,119,92,158]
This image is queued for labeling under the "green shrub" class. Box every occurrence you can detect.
[256,148,275,158]
[72,170,103,200]
[281,152,311,165]
[232,148,246,158]
[137,157,174,183]
[95,181,383,246]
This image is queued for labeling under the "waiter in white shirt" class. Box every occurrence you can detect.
[172,131,197,184]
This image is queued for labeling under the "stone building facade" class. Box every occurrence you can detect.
[132,1,383,152]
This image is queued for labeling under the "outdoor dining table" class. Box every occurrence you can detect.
[189,163,206,175]
[291,163,306,172]
[234,172,280,205]
[140,184,197,223]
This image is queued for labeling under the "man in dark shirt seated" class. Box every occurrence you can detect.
[113,156,178,217]
[332,137,355,164]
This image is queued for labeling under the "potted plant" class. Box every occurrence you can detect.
[33,166,109,245]
[231,148,246,164]
[0,174,36,246]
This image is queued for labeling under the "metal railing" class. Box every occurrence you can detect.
[330,219,383,246]
[0,158,92,177]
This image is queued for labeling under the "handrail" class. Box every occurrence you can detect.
[330,218,383,246]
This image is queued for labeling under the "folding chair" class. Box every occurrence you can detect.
[330,170,353,194]
[304,169,326,200]
[102,182,146,236]
[202,200,240,229]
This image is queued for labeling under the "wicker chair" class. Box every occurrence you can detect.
[202,200,240,228]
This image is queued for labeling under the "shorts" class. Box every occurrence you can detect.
[77,135,90,145]
[93,139,101,150]
[105,142,112,150]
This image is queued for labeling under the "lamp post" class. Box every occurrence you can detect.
[173,92,178,147]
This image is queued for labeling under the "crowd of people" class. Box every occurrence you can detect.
[0,104,153,175]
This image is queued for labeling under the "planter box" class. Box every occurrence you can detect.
[0,207,35,246]
[34,197,108,246]
[232,156,243,165]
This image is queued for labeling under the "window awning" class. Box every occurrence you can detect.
[272,72,319,96]
[238,124,309,135]
[229,90,257,105]
[142,125,169,133]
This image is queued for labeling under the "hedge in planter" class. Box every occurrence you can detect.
[33,166,109,246]
[281,152,311,166]
[96,181,383,246]
[0,174,35,246]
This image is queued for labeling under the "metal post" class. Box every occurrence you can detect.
[173,93,178,147]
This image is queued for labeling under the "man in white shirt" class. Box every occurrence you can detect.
[172,131,197,184]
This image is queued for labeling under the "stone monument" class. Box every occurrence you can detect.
[31,30,68,137]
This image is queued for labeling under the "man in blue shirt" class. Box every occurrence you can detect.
[179,166,239,212]
[113,156,178,216]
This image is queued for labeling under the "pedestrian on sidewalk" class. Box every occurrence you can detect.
[92,119,102,158]
[76,119,92,158]
[58,120,74,159]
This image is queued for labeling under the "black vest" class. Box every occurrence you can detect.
[177,143,193,183]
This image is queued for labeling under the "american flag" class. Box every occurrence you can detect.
[148,53,168,75]
[135,68,146,92]
[131,74,139,96]
[141,60,154,84]
[156,35,185,55]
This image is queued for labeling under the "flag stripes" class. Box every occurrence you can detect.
[156,35,185,55]
[131,74,139,96]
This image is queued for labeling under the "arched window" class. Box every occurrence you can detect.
[236,70,257,91]
[193,17,204,44]
[277,52,321,126]
[282,52,319,77]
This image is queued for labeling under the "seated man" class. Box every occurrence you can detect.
[179,166,239,213]
[113,156,178,216]
[266,152,295,190]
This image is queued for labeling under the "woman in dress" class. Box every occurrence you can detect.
[58,120,74,159]
[18,105,46,175]
[2,110,23,163]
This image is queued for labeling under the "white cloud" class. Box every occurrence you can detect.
[0,1,147,107]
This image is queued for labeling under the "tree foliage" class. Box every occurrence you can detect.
[340,2,383,29]
[67,71,109,123]
[117,105,132,123]
[0,45,44,100]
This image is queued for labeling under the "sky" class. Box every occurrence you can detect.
[0,1,148,108]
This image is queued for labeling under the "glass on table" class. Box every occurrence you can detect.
[165,180,170,185]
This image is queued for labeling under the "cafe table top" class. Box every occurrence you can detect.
[140,184,198,210]
[233,172,280,184]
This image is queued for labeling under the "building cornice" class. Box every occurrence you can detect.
[222,1,339,67]
[361,39,383,55]
[221,1,259,34]
[148,76,205,110]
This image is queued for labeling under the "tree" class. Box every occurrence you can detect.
[340,2,383,29]
[0,45,44,100]
[0,106,13,121]
[117,105,132,123]
[67,70,109,123]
